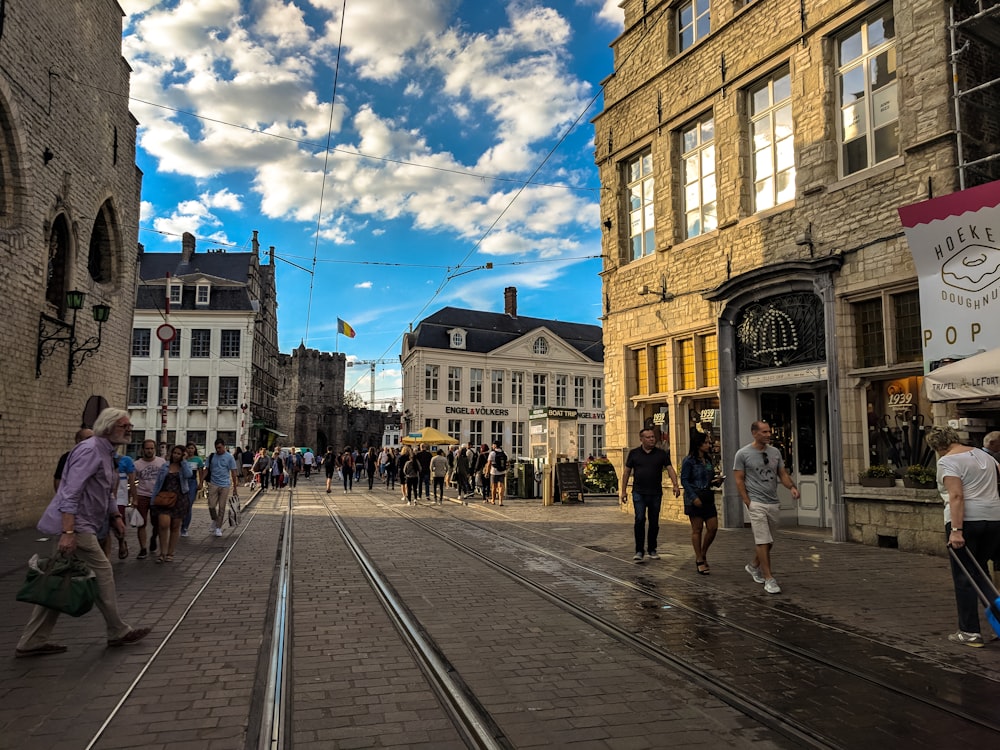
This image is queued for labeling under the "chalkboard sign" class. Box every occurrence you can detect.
[555,462,585,503]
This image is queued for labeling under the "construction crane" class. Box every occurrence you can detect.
[346,358,397,406]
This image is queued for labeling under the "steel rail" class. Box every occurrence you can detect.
[321,498,507,750]
[258,491,293,750]
[84,488,272,750]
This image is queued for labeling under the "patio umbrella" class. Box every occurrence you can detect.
[401,426,459,445]
[924,348,1000,402]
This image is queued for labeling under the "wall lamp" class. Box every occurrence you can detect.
[638,276,674,302]
[36,290,111,385]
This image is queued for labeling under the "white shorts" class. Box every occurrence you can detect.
[748,500,780,545]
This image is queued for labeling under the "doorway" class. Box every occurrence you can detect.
[760,389,830,527]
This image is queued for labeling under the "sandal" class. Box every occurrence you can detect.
[696,560,710,575]
[155,555,166,564]
[164,555,174,562]
[117,537,129,559]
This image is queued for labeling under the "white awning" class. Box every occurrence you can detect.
[924,349,1000,402]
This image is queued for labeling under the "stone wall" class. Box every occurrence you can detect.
[0,0,141,531]
[845,490,946,556]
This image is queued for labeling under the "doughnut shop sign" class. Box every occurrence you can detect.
[898,179,1000,368]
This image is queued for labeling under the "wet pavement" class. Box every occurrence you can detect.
[0,478,998,748]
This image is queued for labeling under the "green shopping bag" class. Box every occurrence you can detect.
[16,554,98,617]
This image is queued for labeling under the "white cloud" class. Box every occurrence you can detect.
[577,0,625,27]
[354,281,373,289]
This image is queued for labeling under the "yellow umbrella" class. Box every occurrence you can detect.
[401,426,459,445]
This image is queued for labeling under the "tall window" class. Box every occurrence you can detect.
[593,425,605,457]
[166,375,178,406]
[701,333,719,388]
[470,420,483,448]
[837,6,898,176]
[679,339,696,390]
[578,423,587,461]
[164,330,181,358]
[678,0,710,52]
[448,367,462,402]
[191,329,211,358]
[470,368,483,403]
[635,349,649,395]
[533,373,547,407]
[448,419,462,442]
[189,376,209,406]
[491,370,504,404]
[678,333,719,389]
[573,376,586,407]
[591,378,603,409]
[555,374,568,407]
[132,328,151,357]
[512,422,525,457]
[220,330,240,358]
[682,115,716,239]
[653,344,670,393]
[425,365,439,401]
[128,375,149,406]
[750,69,795,211]
[196,285,210,305]
[627,150,655,260]
[511,371,524,406]
[218,376,239,406]
[491,421,504,447]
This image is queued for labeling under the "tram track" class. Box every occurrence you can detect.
[367,498,1000,746]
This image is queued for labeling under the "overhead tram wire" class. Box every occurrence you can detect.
[303,0,348,346]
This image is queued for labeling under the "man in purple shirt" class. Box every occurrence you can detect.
[16,408,151,657]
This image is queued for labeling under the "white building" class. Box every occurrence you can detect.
[401,288,606,460]
[128,233,279,455]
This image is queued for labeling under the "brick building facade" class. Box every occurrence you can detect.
[594,0,1000,552]
[0,1,141,530]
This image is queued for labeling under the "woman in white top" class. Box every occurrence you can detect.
[925,426,1000,647]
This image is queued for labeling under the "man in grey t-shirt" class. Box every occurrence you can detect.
[733,421,799,594]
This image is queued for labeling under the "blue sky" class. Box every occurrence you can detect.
[120,0,623,407]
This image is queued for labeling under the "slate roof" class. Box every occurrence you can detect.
[411,307,604,363]
[135,251,257,312]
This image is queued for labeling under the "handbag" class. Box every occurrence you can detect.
[16,554,98,617]
[126,505,144,527]
[153,490,177,508]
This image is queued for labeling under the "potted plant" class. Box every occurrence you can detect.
[858,464,897,487]
[903,464,937,489]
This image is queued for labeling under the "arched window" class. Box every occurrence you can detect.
[533,336,549,356]
[46,214,71,317]
[0,92,20,224]
[88,200,115,283]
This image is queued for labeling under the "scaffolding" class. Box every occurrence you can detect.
[950,0,1000,189]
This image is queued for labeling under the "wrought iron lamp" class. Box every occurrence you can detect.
[36,290,112,384]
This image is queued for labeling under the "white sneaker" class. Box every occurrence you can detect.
[213,527,223,537]
[948,631,985,647]
[763,578,781,594]
[180,529,189,537]
[632,552,644,563]
[745,564,766,584]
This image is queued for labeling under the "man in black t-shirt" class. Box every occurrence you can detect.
[53,427,94,492]
[619,428,680,563]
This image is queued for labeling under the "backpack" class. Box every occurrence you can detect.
[493,449,508,473]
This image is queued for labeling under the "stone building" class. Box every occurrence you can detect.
[400,287,605,460]
[594,0,1000,552]
[129,232,279,454]
[0,1,142,529]
[275,345,388,453]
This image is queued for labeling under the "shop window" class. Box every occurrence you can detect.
[635,348,649,395]
[653,344,670,393]
[676,332,718,390]
[865,375,927,469]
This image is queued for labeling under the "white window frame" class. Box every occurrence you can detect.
[447,367,462,402]
[836,6,898,177]
[470,368,484,403]
[626,150,655,261]
[678,0,710,52]
[425,364,439,401]
[749,68,795,212]
[681,114,717,239]
[196,284,210,305]
[168,283,182,304]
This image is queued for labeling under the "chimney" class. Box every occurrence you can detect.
[252,230,259,256]
[181,232,196,262]
[504,286,517,318]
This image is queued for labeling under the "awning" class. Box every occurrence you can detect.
[401,426,459,445]
[261,427,288,437]
[924,348,1000,402]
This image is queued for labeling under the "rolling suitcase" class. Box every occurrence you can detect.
[948,544,1000,638]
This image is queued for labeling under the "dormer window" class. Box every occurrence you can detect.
[533,336,549,355]
[168,284,182,304]
[448,327,467,349]
[196,284,210,305]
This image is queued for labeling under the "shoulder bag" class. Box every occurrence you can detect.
[16,554,98,617]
